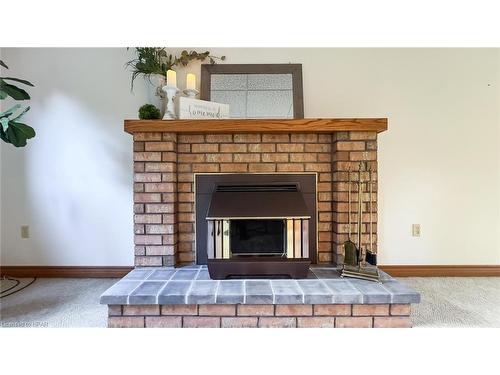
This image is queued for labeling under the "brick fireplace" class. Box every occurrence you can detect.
[100,118,422,328]
[131,119,382,268]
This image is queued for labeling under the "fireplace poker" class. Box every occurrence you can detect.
[366,166,377,265]
[357,163,363,265]
[343,168,358,266]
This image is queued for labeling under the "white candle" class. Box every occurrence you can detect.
[166,70,177,87]
[186,73,196,90]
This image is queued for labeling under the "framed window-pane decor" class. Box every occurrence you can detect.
[200,64,304,119]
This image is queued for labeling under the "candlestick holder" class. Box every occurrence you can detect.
[161,85,179,120]
[183,88,199,99]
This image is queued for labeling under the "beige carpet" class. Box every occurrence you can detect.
[403,277,500,327]
[1,278,116,327]
[1,277,499,328]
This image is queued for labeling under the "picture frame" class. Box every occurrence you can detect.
[200,63,304,119]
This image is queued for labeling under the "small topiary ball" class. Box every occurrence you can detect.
[138,104,161,120]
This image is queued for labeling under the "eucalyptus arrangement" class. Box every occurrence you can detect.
[0,60,36,147]
[126,48,225,89]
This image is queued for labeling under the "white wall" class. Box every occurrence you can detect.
[1,48,499,266]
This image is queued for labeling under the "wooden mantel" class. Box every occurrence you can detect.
[124,118,388,134]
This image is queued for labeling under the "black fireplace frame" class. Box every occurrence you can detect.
[194,173,317,265]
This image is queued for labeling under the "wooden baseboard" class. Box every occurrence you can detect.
[1,265,499,278]
[0,266,134,278]
[379,265,500,277]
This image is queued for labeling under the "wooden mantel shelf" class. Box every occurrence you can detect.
[124,118,388,134]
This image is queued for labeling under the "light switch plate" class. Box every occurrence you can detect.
[21,225,30,239]
[412,224,421,237]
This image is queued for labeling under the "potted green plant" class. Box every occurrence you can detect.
[0,60,35,147]
[138,104,161,120]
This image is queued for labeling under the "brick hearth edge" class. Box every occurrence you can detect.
[108,303,411,328]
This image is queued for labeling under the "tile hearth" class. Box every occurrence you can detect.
[101,266,420,306]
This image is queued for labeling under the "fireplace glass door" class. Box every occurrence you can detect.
[230,220,285,255]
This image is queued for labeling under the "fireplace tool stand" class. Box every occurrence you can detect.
[341,163,380,282]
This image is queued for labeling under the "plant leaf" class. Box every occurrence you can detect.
[1,121,35,147]
[11,106,30,122]
[0,104,21,118]
[0,60,8,69]
[0,105,30,132]
[0,83,30,100]
[1,77,34,87]
[1,117,9,132]
[11,122,36,139]
[6,126,26,147]
[0,90,7,99]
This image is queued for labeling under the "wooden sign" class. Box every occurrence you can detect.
[175,96,230,120]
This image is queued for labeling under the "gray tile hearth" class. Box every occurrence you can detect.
[129,281,166,304]
[196,269,211,280]
[245,280,274,304]
[382,280,420,303]
[188,281,218,304]
[349,279,392,303]
[172,269,199,280]
[297,280,333,304]
[158,281,191,304]
[101,280,141,305]
[322,279,363,304]
[100,266,421,305]
[146,269,176,281]
[217,280,245,304]
[270,280,303,304]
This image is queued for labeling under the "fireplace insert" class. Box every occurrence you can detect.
[195,174,316,279]
[230,220,285,255]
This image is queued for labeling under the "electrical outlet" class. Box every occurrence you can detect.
[412,224,421,237]
[21,225,30,239]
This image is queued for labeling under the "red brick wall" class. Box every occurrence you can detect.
[108,303,411,328]
[332,132,378,264]
[132,131,377,266]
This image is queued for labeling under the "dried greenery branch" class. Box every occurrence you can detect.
[125,47,225,90]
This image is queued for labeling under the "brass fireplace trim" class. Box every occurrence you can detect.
[193,172,319,265]
[207,218,310,260]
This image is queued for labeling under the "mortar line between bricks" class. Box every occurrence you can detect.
[295,280,305,303]
[270,281,275,304]
[378,282,395,303]
[347,280,365,303]
[126,281,145,305]
[181,267,201,304]
[214,280,221,303]
[155,268,178,304]
[243,280,246,304]
[318,279,335,303]
[184,280,195,304]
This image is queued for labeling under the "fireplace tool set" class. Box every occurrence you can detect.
[341,162,381,282]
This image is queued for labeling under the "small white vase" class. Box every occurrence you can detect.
[148,73,165,90]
